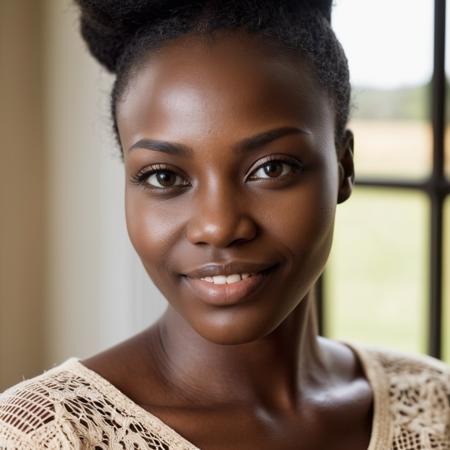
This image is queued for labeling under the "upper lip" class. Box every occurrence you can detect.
[182,261,277,279]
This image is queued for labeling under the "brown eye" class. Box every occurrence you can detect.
[146,170,187,189]
[155,171,176,187]
[248,159,301,181]
[262,161,283,177]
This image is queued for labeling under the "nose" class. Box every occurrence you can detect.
[185,182,258,248]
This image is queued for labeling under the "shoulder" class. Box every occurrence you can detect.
[0,356,192,450]
[349,343,450,447]
[356,343,450,389]
[0,358,88,449]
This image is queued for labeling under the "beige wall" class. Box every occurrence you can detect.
[0,0,46,389]
[0,0,167,391]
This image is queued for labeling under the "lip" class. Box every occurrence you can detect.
[182,261,276,279]
[181,262,277,306]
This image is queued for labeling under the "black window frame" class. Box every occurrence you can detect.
[317,0,450,360]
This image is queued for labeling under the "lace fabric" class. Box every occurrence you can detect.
[0,344,449,449]
[361,347,450,450]
[0,363,199,450]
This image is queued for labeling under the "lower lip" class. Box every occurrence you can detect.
[182,267,276,306]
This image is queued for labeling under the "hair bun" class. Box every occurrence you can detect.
[75,0,199,72]
[302,0,332,22]
[317,0,333,22]
[75,0,333,73]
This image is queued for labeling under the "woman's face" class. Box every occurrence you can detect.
[118,32,347,345]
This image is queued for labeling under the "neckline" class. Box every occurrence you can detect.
[62,341,392,450]
[62,357,201,449]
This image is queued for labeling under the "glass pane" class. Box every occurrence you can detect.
[349,120,431,180]
[324,188,428,353]
[333,1,433,180]
[444,197,450,363]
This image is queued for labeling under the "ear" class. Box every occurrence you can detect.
[337,129,355,204]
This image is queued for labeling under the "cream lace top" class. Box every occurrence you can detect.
[0,343,449,449]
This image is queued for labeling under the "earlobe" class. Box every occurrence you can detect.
[337,129,355,204]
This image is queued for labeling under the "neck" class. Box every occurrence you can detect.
[145,290,329,412]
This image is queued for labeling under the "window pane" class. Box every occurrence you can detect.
[350,120,431,180]
[333,0,433,180]
[324,189,428,353]
[444,197,450,363]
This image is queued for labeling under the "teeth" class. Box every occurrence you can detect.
[212,275,227,285]
[225,274,241,284]
[200,273,254,284]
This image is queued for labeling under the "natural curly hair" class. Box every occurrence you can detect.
[74,0,350,155]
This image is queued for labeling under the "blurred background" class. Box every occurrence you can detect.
[0,0,449,391]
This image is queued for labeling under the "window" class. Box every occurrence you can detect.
[318,0,450,361]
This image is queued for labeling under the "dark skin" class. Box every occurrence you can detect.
[82,31,372,449]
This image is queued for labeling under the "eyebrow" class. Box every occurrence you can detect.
[128,126,311,156]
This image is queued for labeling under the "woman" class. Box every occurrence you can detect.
[1,1,449,449]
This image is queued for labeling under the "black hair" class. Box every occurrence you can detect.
[75,0,350,156]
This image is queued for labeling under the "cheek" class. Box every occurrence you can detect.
[266,160,338,258]
[125,188,184,274]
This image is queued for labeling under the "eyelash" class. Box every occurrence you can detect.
[129,156,304,191]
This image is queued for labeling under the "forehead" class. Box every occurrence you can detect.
[117,31,334,148]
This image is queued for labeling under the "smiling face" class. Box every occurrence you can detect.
[117,31,351,345]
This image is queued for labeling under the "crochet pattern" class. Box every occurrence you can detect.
[0,344,449,449]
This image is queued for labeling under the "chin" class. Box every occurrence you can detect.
[186,305,296,346]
